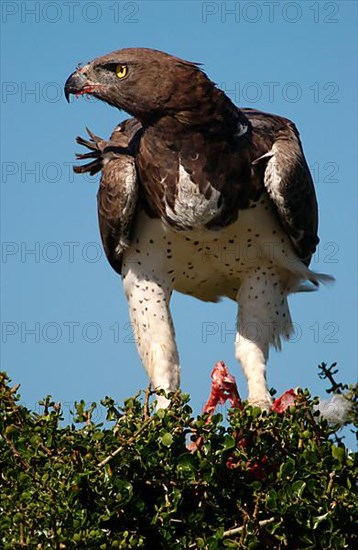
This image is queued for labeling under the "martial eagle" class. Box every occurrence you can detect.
[64,48,331,409]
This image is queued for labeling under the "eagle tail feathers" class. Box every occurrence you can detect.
[308,271,335,286]
[292,271,334,293]
[276,253,334,291]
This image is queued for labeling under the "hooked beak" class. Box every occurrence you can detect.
[64,70,98,102]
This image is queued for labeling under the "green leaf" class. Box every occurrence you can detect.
[202,441,212,455]
[110,478,134,505]
[222,435,236,451]
[303,450,318,464]
[266,489,278,511]
[177,453,196,472]
[292,480,306,499]
[312,511,330,529]
[279,458,296,479]
[332,445,345,462]
[161,432,173,447]
[224,539,241,547]
[251,406,262,419]
[300,533,314,545]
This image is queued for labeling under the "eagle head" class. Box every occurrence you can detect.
[64,47,218,125]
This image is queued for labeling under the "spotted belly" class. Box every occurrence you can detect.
[123,191,309,303]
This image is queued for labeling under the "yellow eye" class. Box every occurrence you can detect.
[115,64,128,79]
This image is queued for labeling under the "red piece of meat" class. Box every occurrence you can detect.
[271,389,297,413]
[203,361,242,416]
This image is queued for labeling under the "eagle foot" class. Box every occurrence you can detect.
[248,395,273,413]
[74,128,105,176]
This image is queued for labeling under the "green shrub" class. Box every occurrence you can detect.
[0,369,357,549]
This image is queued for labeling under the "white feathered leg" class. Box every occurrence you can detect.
[122,263,180,409]
[235,268,293,410]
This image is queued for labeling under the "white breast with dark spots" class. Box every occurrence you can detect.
[124,192,313,304]
[165,163,221,228]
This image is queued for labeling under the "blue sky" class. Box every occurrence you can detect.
[1,1,357,445]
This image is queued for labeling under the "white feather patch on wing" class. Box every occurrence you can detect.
[120,161,138,218]
[235,121,249,137]
[165,163,220,227]
[262,144,287,211]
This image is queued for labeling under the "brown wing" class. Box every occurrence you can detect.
[74,119,142,274]
[97,153,138,273]
[245,109,319,265]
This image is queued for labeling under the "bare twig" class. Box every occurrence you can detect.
[3,435,30,471]
[318,363,347,394]
[188,517,275,548]
[143,383,152,421]
[252,494,260,521]
[223,517,275,538]
[19,519,25,547]
[113,414,127,436]
[97,417,154,468]
[327,470,335,497]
